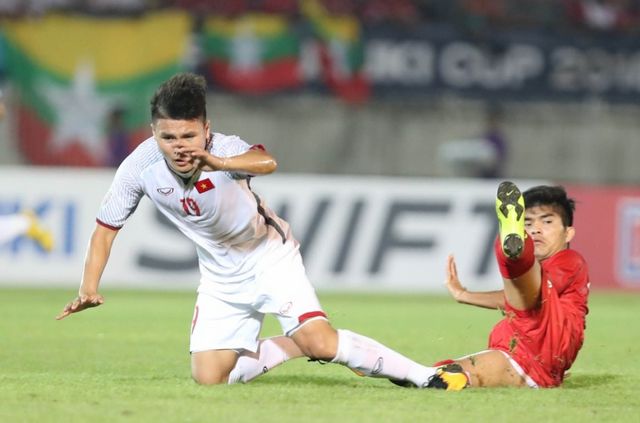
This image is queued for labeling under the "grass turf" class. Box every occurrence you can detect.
[0,288,639,422]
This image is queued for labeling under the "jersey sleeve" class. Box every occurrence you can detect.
[547,250,588,294]
[547,249,590,317]
[211,133,262,179]
[96,156,144,229]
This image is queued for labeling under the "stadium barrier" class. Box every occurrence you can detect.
[0,167,535,291]
[1,167,636,291]
[565,184,640,290]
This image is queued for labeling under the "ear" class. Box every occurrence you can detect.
[204,119,211,138]
[565,226,576,244]
[150,122,156,137]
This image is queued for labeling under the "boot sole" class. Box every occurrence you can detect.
[497,181,524,259]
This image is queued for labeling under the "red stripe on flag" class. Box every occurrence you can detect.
[318,44,370,104]
[298,311,327,323]
[18,107,99,166]
[208,58,302,94]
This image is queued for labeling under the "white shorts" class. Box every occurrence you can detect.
[189,250,326,353]
[496,350,539,388]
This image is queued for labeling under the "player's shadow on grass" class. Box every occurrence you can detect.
[254,374,388,388]
[255,374,618,389]
[562,374,618,389]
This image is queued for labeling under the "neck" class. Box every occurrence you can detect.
[166,160,198,179]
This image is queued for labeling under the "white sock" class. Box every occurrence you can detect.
[228,336,301,384]
[331,329,436,388]
[0,214,30,244]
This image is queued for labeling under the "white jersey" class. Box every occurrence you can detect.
[97,133,298,294]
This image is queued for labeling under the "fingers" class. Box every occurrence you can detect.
[55,300,74,320]
[450,256,458,279]
[55,309,70,320]
[175,142,203,156]
[56,299,77,320]
[84,295,104,306]
[444,254,466,302]
[445,254,456,279]
[55,295,103,320]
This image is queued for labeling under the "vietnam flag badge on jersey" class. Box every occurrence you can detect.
[195,178,215,194]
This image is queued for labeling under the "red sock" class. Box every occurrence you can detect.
[432,359,455,367]
[494,234,535,279]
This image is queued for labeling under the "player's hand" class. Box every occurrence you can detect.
[174,141,224,171]
[56,293,104,320]
[444,254,467,303]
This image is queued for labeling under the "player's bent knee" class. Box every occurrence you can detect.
[304,337,336,361]
[190,349,238,385]
[292,321,338,361]
[191,370,228,385]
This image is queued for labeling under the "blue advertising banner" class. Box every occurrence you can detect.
[204,21,640,103]
[361,25,640,102]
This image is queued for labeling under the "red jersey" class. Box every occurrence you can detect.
[488,249,590,387]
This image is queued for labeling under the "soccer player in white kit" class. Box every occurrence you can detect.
[56,73,466,390]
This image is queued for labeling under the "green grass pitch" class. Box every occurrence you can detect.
[1,288,639,422]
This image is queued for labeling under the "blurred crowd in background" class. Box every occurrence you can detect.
[1,0,640,35]
[0,0,638,183]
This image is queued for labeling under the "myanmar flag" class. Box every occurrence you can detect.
[301,0,370,104]
[1,12,191,166]
[203,14,302,94]
[301,0,371,103]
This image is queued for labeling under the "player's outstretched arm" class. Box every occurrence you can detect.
[444,254,505,310]
[217,148,277,175]
[56,224,119,320]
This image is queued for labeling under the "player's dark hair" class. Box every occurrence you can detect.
[523,185,575,227]
[150,73,207,122]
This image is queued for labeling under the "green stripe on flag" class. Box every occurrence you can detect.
[203,31,299,64]
[203,14,299,64]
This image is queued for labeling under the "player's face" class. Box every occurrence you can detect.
[152,118,210,173]
[524,205,575,261]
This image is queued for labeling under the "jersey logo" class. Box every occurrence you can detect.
[195,178,215,194]
[157,187,174,196]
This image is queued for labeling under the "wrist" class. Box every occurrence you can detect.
[455,288,468,302]
[78,286,98,296]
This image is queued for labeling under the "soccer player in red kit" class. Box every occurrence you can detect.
[443,182,589,388]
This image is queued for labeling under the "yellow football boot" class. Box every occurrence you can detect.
[496,181,525,259]
[425,364,470,391]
